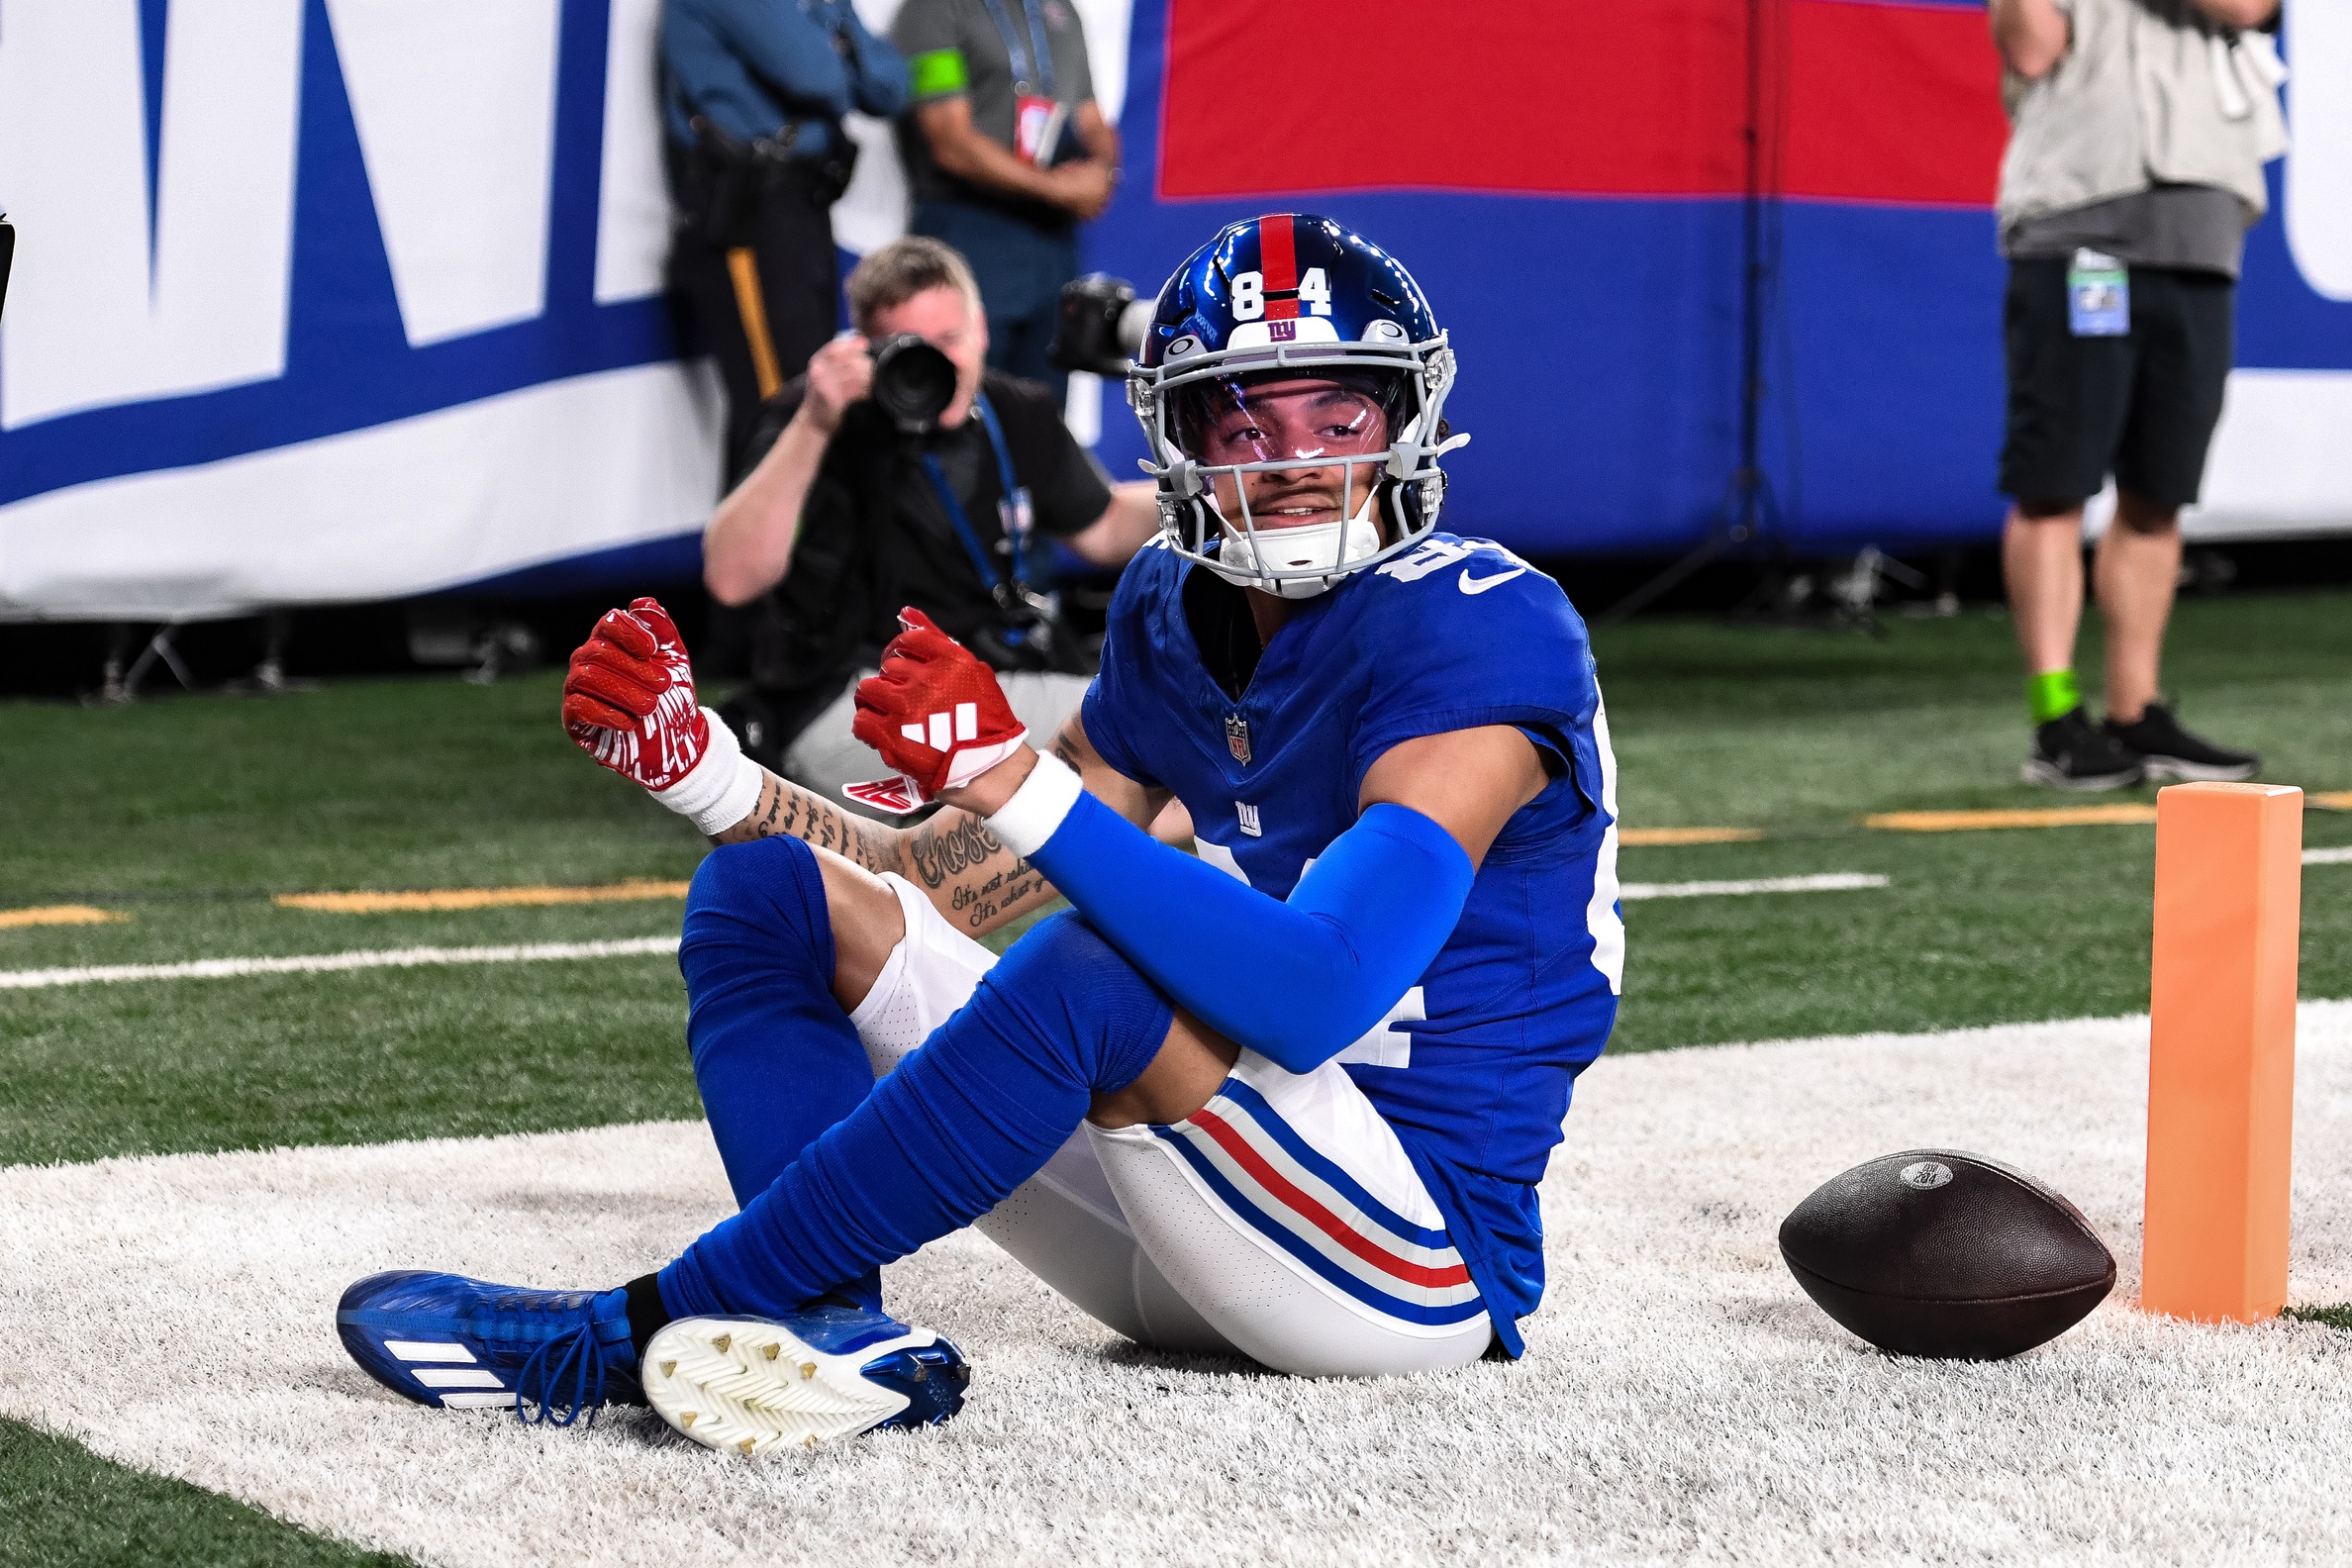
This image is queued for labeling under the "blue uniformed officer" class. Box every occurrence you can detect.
[662,0,908,476]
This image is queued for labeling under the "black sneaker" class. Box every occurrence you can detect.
[2023,707,2146,791]
[2106,701,2259,783]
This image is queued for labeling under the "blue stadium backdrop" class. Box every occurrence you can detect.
[1,0,2347,621]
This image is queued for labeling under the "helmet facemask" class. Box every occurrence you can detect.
[1131,330,1465,599]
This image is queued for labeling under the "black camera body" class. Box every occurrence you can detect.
[869,334,959,436]
[1049,274,1153,377]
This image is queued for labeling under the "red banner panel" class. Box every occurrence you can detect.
[1156,0,2007,208]
[1783,1,2007,206]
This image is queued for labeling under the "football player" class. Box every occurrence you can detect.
[337,216,1624,1454]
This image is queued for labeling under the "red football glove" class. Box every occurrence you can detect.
[848,608,1028,806]
[561,598,710,792]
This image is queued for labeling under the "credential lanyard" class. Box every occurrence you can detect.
[920,392,1032,601]
[978,0,1054,96]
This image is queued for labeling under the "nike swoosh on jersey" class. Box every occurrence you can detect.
[1457,566,1528,595]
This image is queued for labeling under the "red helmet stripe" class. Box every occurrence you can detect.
[1257,215,1300,322]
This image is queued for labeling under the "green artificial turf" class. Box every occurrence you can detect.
[0,590,2345,1564]
[2284,1304,2352,1331]
[0,591,2346,1169]
[0,1416,416,1568]
[1585,590,2352,828]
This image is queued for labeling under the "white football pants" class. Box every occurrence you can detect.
[845,875,1495,1377]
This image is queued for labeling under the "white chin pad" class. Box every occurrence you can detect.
[1212,492,1382,599]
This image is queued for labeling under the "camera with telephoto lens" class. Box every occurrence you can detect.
[869,333,959,436]
[1049,273,1153,376]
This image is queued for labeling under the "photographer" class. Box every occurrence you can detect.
[704,237,1157,804]
[662,0,907,476]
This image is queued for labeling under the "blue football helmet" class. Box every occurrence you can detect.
[1128,214,1464,598]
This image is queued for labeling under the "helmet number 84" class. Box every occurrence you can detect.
[1229,268,1332,322]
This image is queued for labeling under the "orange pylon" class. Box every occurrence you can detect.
[2141,782,2303,1323]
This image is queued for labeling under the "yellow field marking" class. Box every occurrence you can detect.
[275,880,692,915]
[2312,791,2352,811]
[1866,805,2159,833]
[1618,827,1767,847]
[0,905,127,931]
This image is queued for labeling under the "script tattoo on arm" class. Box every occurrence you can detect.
[907,811,1063,933]
[711,768,901,875]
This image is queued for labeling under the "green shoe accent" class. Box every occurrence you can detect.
[2026,669,2080,726]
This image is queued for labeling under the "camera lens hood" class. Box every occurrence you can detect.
[870,334,959,435]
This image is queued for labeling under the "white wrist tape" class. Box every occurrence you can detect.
[983,750,1084,858]
[651,708,766,836]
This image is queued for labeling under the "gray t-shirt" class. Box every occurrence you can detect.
[2003,182,2248,277]
[894,0,1095,213]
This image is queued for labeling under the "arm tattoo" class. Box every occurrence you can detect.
[725,774,899,874]
[908,813,1021,889]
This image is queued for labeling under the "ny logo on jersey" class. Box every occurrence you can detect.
[900,703,981,752]
[1236,802,1263,837]
[1377,538,1532,594]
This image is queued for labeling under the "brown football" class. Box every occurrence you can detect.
[1778,1149,2115,1359]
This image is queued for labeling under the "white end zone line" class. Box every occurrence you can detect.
[0,879,1901,992]
[1620,873,1888,901]
[0,936,681,992]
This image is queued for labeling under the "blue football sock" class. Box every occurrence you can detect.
[676,836,885,1309]
[657,911,1173,1321]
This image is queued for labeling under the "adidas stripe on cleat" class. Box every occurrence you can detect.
[641,1307,968,1454]
[336,1270,641,1425]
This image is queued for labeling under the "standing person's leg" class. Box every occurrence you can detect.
[2004,499,2089,707]
[2093,489,2182,726]
[1998,255,2143,789]
[2097,268,2259,780]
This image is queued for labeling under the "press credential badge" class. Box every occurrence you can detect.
[2067,248,2129,338]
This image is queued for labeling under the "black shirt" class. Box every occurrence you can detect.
[744,368,1113,683]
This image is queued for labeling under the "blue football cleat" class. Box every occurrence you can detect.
[337,1270,641,1425]
[640,1307,968,1455]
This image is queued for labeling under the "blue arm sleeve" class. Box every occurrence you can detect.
[838,6,909,117]
[705,0,851,116]
[1021,793,1476,1075]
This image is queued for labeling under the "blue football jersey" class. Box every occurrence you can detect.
[1081,532,1623,1354]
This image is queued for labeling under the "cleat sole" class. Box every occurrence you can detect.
[641,1317,966,1456]
[2139,755,2259,784]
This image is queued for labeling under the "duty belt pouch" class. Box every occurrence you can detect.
[688,116,796,248]
[810,137,859,207]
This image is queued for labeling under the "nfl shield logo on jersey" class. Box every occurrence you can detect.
[1225,713,1251,765]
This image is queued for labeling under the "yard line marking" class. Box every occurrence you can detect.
[1867,806,2158,833]
[2313,792,2352,811]
[2307,847,2352,865]
[275,880,691,914]
[0,936,680,992]
[1619,873,1887,900]
[0,905,126,930]
[1617,828,1765,847]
